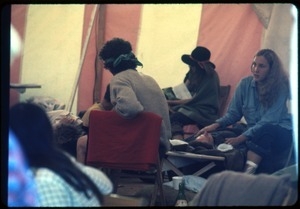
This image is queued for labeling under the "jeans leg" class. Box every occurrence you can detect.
[246,124,293,173]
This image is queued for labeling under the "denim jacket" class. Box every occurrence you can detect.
[216,76,292,139]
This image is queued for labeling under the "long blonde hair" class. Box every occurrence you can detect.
[255,49,290,108]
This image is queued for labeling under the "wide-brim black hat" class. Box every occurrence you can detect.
[181,46,215,68]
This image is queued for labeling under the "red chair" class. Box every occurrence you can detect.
[85,110,165,206]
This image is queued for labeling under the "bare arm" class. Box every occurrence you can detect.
[225,134,248,147]
[196,123,220,136]
[101,98,113,110]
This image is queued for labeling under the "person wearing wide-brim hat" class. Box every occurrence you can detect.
[181,46,216,73]
[168,46,221,140]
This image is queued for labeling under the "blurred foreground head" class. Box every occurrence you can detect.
[9,102,55,166]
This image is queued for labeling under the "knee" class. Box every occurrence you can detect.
[259,123,277,131]
[246,141,268,158]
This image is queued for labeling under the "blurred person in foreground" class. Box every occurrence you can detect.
[10,102,113,206]
[7,25,39,206]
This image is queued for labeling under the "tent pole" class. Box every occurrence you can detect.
[93,4,106,103]
[66,4,99,112]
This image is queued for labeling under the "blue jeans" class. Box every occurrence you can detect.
[246,124,293,173]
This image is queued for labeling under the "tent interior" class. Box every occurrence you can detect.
[5,3,298,205]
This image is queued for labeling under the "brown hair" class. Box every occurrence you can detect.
[255,49,290,108]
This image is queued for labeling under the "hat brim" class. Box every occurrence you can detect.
[181,54,197,66]
[181,54,215,69]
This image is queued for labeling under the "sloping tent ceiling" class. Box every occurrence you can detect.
[10,4,295,115]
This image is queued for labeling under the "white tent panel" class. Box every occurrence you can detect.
[20,4,85,114]
[136,4,202,88]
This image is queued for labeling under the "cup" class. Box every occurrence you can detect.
[172,176,183,190]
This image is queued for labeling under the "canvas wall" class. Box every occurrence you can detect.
[10,4,295,115]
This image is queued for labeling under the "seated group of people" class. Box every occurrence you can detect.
[76,38,294,176]
[42,38,296,176]
[9,37,295,206]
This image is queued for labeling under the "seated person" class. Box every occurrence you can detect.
[184,122,248,152]
[9,102,113,206]
[27,97,85,157]
[77,38,172,164]
[80,84,113,132]
[197,49,294,175]
[169,123,247,173]
[168,46,220,140]
[76,84,114,163]
[52,116,84,157]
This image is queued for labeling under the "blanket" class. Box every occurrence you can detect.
[190,170,292,206]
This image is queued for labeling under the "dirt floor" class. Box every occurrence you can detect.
[115,176,197,206]
[108,163,225,206]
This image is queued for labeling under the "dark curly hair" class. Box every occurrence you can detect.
[99,38,139,74]
[53,117,83,144]
[53,117,84,157]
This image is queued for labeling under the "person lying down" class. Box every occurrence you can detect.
[170,122,247,153]
[168,123,248,172]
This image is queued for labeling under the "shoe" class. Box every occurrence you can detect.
[244,165,256,174]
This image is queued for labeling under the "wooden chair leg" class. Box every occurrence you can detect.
[110,169,121,193]
[157,157,166,206]
[156,170,166,206]
[150,181,158,206]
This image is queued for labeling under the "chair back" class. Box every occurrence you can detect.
[85,110,162,171]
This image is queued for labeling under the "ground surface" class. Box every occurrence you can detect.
[116,176,197,206]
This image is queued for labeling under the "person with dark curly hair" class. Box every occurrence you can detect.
[52,117,84,157]
[76,37,171,163]
[25,95,85,158]
[197,49,294,174]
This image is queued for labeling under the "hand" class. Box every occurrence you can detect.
[167,100,177,107]
[225,135,247,147]
[196,123,220,137]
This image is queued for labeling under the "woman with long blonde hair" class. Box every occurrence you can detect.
[197,49,293,174]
